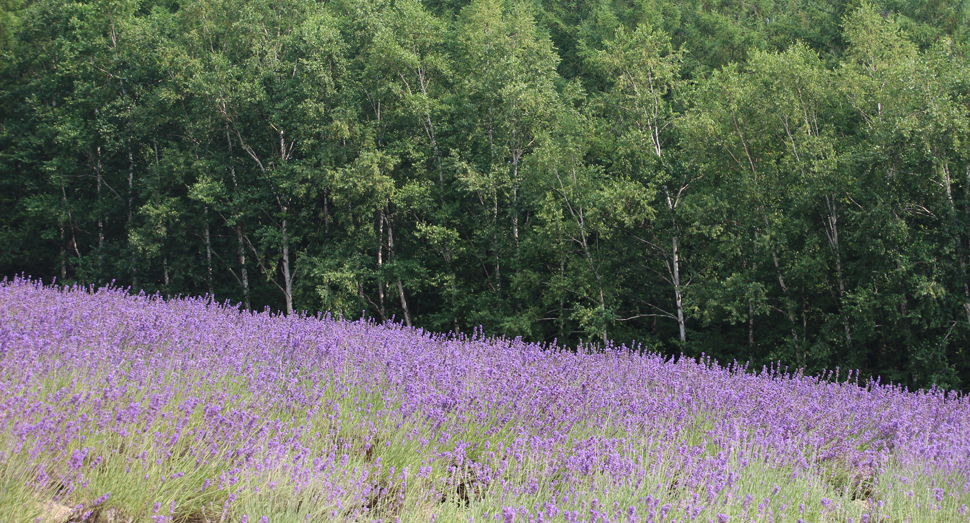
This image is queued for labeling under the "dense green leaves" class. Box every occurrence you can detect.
[2,0,970,390]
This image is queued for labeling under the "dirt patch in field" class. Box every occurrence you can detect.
[34,500,72,523]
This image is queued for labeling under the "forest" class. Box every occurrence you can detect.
[1,0,969,390]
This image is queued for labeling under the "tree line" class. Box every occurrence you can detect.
[2,0,969,389]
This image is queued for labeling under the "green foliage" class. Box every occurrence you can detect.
[1,0,970,389]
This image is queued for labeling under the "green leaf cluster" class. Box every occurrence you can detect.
[2,0,970,389]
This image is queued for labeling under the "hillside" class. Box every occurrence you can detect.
[2,278,969,521]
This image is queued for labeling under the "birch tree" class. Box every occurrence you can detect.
[594,24,691,343]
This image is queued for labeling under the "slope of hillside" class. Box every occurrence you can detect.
[1,278,969,522]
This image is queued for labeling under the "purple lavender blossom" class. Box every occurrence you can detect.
[1,278,969,522]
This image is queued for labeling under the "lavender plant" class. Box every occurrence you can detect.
[1,277,968,523]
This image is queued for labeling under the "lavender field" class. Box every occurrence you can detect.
[1,279,969,523]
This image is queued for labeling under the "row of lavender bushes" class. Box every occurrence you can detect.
[1,277,969,523]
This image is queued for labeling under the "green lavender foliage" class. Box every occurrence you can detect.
[2,280,969,522]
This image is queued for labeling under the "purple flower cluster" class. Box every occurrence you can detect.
[1,278,969,522]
